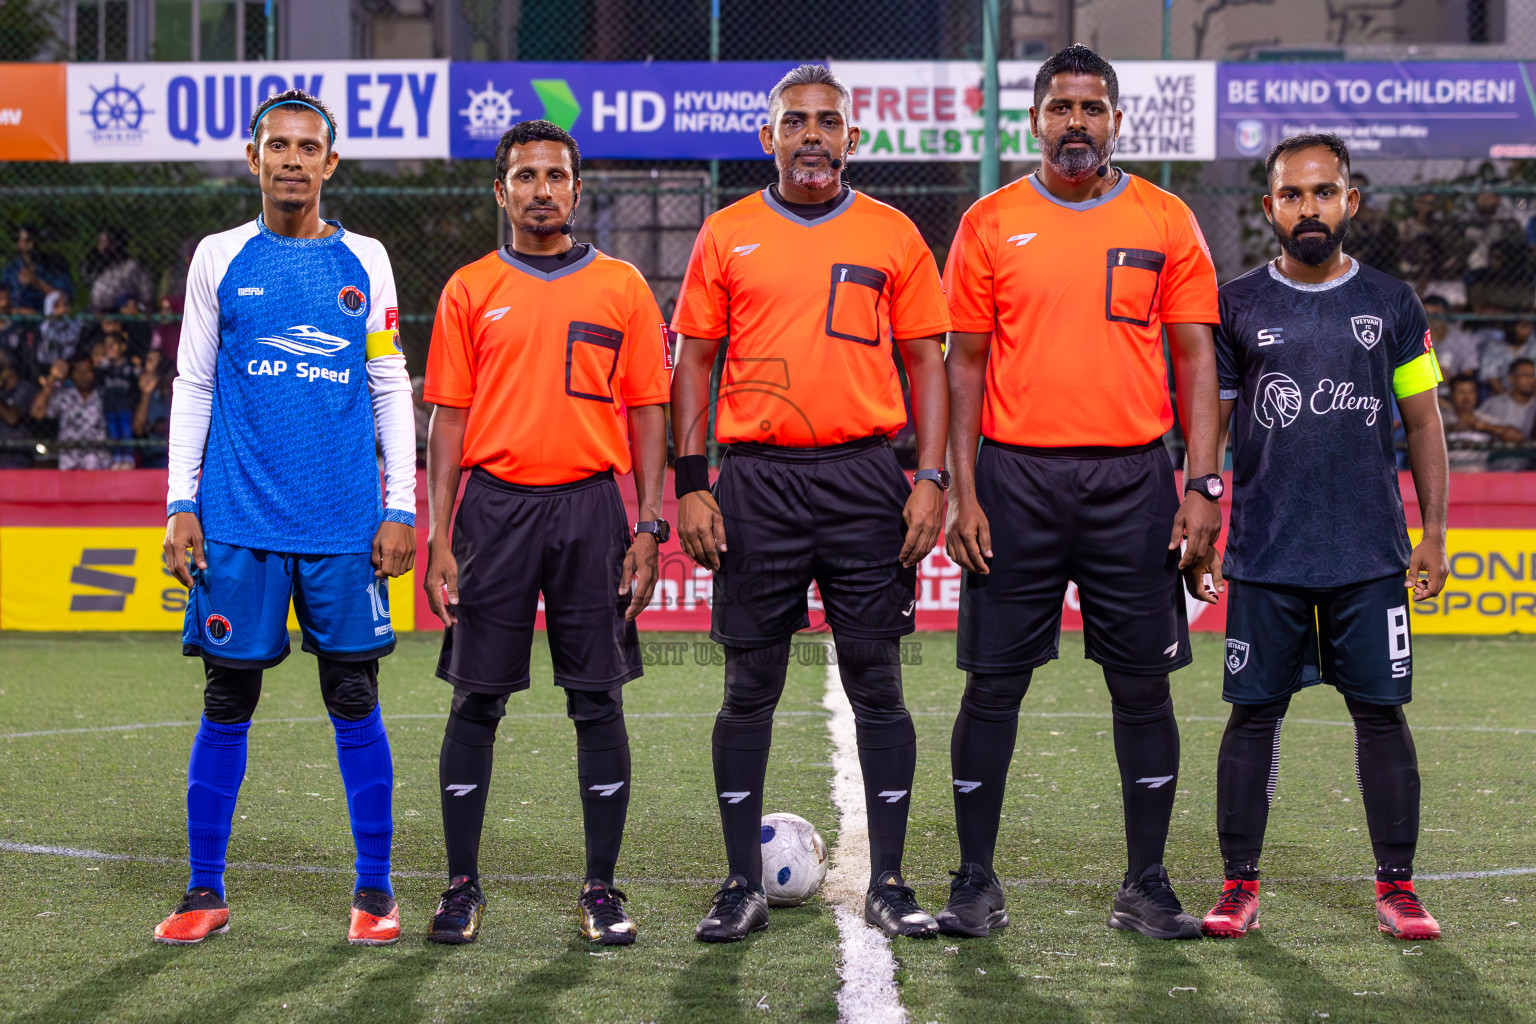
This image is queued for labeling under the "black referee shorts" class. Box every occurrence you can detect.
[711,436,917,648]
[1222,574,1413,706]
[957,439,1190,675]
[436,467,642,695]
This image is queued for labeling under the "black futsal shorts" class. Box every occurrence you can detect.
[957,438,1190,675]
[710,436,918,649]
[436,466,642,694]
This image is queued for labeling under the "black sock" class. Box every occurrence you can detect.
[837,637,916,887]
[950,671,1031,877]
[712,642,789,890]
[1346,697,1420,882]
[1215,699,1290,880]
[570,687,630,886]
[439,688,506,881]
[1104,669,1179,881]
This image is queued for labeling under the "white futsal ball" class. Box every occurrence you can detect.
[760,812,829,907]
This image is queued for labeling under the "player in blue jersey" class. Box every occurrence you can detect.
[1193,134,1449,941]
[154,90,417,947]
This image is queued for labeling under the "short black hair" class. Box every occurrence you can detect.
[495,120,581,184]
[249,89,337,149]
[1449,373,1478,390]
[1422,293,1451,310]
[1266,132,1350,188]
[1034,44,1119,109]
[1511,357,1536,374]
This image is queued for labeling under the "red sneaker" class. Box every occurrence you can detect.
[153,888,230,945]
[348,887,402,946]
[1201,879,1260,937]
[1376,880,1441,940]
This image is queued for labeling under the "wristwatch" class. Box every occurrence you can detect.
[914,468,951,490]
[634,519,671,543]
[1185,474,1224,501]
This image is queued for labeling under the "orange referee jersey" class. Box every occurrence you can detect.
[425,246,670,485]
[671,187,950,447]
[944,173,1218,447]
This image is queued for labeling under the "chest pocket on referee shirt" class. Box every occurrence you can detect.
[825,263,889,346]
[1104,248,1166,327]
[566,321,624,403]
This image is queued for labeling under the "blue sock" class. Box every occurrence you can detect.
[186,716,250,899]
[332,707,394,896]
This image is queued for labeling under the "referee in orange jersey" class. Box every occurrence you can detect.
[936,46,1222,941]
[671,65,951,942]
[420,121,670,947]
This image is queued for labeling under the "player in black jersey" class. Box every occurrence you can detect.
[1194,134,1450,941]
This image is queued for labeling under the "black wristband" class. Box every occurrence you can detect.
[674,454,711,498]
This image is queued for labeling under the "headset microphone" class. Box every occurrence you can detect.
[1096,163,1108,177]
[830,158,843,170]
[558,221,573,235]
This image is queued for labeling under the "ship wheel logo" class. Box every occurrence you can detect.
[81,74,152,132]
[458,81,520,139]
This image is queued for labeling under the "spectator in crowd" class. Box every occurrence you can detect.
[1442,374,1495,472]
[410,374,430,468]
[1467,235,1534,312]
[2,226,73,315]
[1399,192,1465,301]
[96,333,140,469]
[36,291,85,368]
[132,349,172,469]
[30,354,110,470]
[150,294,181,365]
[1480,319,1536,394]
[1423,294,1482,380]
[83,307,150,364]
[157,237,198,314]
[1476,357,1536,440]
[0,285,38,381]
[0,351,38,469]
[1462,189,1524,279]
[81,228,153,313]
[1348,173,1400,273]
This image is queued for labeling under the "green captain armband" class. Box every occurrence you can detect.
[1392,351,1442,399]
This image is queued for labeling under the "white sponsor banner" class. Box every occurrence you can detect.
[829,60,1215,162]
[66,61,449,162]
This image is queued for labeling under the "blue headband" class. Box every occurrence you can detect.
[254,100,335,144]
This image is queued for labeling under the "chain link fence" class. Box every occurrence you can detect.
[3,0,1535,468]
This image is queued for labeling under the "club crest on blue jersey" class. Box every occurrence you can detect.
[337,285,367,317]
[1225,639,1250,674]
[205,614,233,645]
[1351,315,1383,350]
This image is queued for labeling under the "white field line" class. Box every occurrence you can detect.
[7,711,1533,742]
[0,711,831,741]
[821,641,906,1024]
[3,840,1532,887]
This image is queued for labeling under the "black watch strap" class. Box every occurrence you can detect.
[635,519,670,543]
[914,468,950,490]
[1185,474,1224,501]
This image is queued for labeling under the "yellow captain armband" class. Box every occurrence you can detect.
[366,329,402,360]
[1391,351,1442,399]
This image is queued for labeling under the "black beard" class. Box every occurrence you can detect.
[1044,131,1107,183]
[522,207,564,236]
[1276,214,1350,265]
[272,196,306,214]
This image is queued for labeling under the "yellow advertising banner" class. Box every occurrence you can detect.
[0,527,414,632]
[1407,529,1536,634]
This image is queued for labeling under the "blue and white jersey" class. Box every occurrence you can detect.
[167,216,416,555]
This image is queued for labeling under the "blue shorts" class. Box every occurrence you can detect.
[1222,574,1413,707]
[182,539,397,668]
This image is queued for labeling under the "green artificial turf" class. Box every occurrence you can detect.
[1,631,1533,1023]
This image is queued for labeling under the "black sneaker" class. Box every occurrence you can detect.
[865,874,939,938]
[1107,864,1202,940]
[579,880,637,946]
[427,875,485,945]
[695,875,769,943]
[935,863,1009,938]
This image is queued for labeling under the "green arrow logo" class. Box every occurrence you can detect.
[530,79,581,130]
